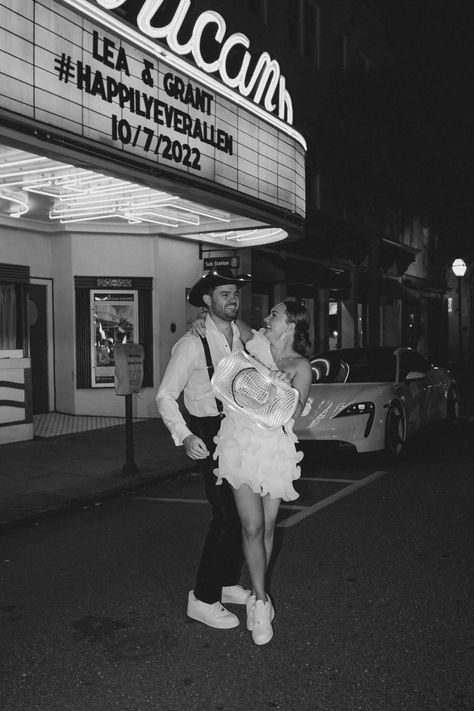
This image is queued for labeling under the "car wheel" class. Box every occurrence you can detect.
[446,385,460,426]
[385,402,406,457]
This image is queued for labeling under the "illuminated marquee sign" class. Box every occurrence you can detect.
[95,0,293,123]
[0,0,306,218]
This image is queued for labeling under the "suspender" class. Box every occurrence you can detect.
[200,336,223,414]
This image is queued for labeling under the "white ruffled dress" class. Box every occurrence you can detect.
[213,330,303,501]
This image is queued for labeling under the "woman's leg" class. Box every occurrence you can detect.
[232,484,266,601]
[262,495,281,569]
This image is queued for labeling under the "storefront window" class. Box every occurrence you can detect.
[75,276,153,389]
[328,300,341,350]
[251,294,269,330]
[0,263,29,354]
[0,283,17,350]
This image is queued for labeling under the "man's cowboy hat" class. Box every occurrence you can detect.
[187,266,252,307]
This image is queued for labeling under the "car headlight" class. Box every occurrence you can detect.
[334,402,375,417]
[333,402,375,438]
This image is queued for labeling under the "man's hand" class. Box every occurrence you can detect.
[183,434,210,459]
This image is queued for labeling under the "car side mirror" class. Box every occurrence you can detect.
[405,370,425,382]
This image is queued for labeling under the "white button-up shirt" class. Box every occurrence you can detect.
[156,315,242,446]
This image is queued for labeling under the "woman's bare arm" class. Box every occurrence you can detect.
[290,358,312,419]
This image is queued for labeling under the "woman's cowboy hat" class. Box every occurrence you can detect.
[212,350,298,429]
[188,266,252,307]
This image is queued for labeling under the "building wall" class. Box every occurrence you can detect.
[52,234,74,413]
[70,231,157,417]
[0,223,53,274]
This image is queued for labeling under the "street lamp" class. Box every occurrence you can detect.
[452,258,467,363]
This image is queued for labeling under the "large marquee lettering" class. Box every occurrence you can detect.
[94,0,293,124]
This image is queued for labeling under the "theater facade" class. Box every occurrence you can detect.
[0,0,306,443]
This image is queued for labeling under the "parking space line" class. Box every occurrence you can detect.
[277,470,387,528]
[134,497,208,504]
[134,471,386,526]
[299,476,357,483]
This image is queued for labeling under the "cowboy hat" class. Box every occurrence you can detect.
[187,266,252,307]
[211,350,298,429]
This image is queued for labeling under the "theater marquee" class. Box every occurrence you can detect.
[0,0,306,218]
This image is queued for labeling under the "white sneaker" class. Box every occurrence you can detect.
[246,594,274,631]
[221,585,252,605]
[187,591,239,629]
[252,599,273,645]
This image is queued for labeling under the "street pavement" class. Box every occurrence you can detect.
[1,422,472,710]
[0,419,195,533]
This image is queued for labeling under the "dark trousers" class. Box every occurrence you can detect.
[189,414,244,604]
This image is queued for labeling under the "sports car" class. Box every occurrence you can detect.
[294,346,459,456]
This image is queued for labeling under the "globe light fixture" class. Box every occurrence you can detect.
[451,258,467,278]
[451,258,467,363]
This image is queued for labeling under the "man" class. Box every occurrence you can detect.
[156,267,252,629]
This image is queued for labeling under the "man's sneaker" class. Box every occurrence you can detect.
[252,599,273,645]
[246,594,274,631]
[187,591,239,629]
[221,585,252,605]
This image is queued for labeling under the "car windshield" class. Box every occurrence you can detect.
[312,348,397,383]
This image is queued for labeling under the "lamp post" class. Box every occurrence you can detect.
[452,258,467,363]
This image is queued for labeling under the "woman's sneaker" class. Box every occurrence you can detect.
[251,599,273,645]
[246,594,274,631]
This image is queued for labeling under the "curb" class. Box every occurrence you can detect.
[0,462,196,535]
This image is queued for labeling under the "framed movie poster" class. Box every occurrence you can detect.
[90,290,138,387]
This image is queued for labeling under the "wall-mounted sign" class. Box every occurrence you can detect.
[90,290,138,387]
[203,256,240,270]
[0,0,306,219]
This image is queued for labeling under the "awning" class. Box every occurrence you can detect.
[382,276,414,299]
[357,273,414,301]
[381,239,419,275]
[305,210,370,265]
[254,248,351,291]
[403,275,448,295]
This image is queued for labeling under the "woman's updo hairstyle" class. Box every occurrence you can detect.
[284,300,311,356]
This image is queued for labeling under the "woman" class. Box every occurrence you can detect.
[193,301,312,645]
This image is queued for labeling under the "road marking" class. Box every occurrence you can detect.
[299,476,357,483]
[134,471,386,527]
[277,470,387,528]
[133,496,306,510]
[134,497,208,504]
